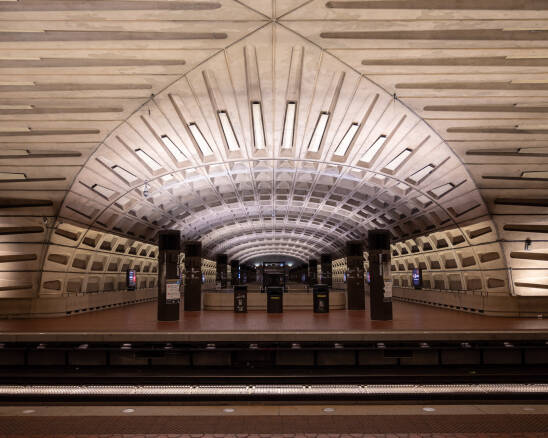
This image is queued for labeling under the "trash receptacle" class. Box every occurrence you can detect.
[234,285,247,313]
[313,284,329,313]
[267,286,283,313]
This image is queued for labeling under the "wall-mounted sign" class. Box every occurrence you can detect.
[166,281,180,302]
[126,269,136,291]
[412,268,422,289]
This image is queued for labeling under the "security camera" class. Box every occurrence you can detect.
[525,238,532,251]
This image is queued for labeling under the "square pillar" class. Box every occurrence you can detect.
[308,259,318,286]
[320,253,332,287]
[230,259,239,286]
[157,230,181,321]
[346,241,365,310]
[184,241,202,311]
[368,230,393,321]
[216,254,228,289]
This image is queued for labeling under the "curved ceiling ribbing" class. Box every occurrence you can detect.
[56,20,485,262]
[4,0,545,286]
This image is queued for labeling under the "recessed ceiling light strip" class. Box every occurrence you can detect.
[334,122,360,156]
[188,123,213,156]
[281,101,297,150]
[408,164,435,183]
[384,148,413,172]
[160,135,186,162]
[308,112,329,153]
[218,110,240,152]
[135,149,162,171]
[361,134,387,162]
[251,102,266,150]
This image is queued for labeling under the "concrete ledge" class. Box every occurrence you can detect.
[0,288,157,319]
[203,291,346,311]
[393,287,548,317]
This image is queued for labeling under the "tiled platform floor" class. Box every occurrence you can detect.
[0,300,547,335]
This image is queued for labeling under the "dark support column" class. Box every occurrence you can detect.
[368,229,393,321]
[320,253,332,287]
[230,259,239,286]
[216,254,228,289]
[308,259,318,286]
[184,241,202,311]
[302,263,309,284]
[346,241,365,310]
[157,230,181,321]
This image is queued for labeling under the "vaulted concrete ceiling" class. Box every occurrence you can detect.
[1,0,547,267]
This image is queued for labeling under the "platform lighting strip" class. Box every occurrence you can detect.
[1,384,547,397]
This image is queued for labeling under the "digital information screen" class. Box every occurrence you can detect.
[343,272,347,283]
[412,268,422,289]
[366,271,371,284]
[126,269,136,290]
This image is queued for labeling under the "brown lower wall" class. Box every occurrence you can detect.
[393,286,548,317]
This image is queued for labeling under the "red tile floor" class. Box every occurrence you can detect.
[0,300,547,334]
[0,414,547,435]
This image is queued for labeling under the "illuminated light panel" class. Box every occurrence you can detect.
[384,148,412,172]
[188,123,213,156]
[251,102,266,150]
[281,101,296,149]
[361,135,387,163]
[0,172,26,180]
[408,164,435,184]
[218,111,240,152]
[112,165,138,184]
[135,149,162,171]
[430,182,455,198]
[160,135,186,162]
[91,183,115,199]
[308,112,329,153]
[334,123,359,156]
